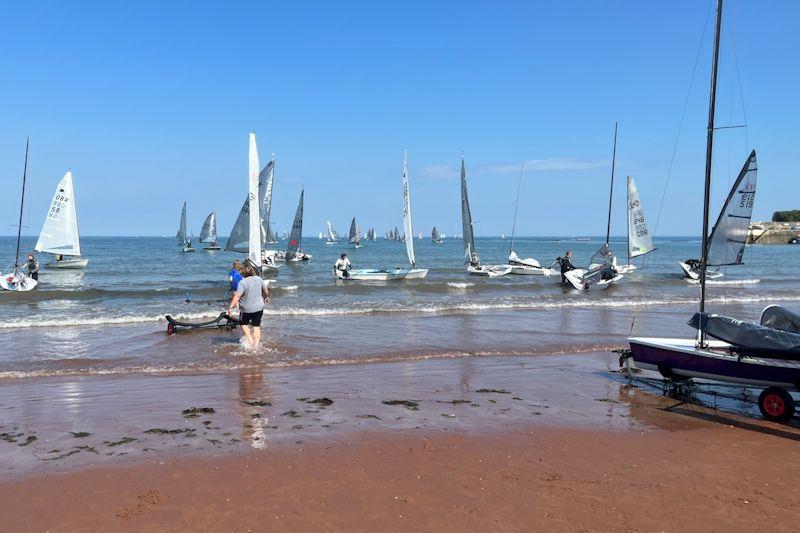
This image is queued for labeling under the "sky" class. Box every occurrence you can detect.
[1,1,798,237]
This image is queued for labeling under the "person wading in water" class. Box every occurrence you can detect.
[227,264,270,350]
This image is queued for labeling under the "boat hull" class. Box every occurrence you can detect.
[679,261,723,280]
[46,258,89,269]
[0,272,38,291]
[563,269,622,290]
[468,265,512,277]
[337,267,428,281]
[628,337,800,389]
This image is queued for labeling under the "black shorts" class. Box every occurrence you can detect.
[240,310,263,327]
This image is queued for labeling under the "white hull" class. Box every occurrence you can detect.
[336,267,428,281]
[46,258,89,269]
[563,268,622,290]
[679,261,723,281]
[181,247,196,253]
[0,272,38,291]
[468,265,512,277]
[615,263,636,274]
[509,264,556,276]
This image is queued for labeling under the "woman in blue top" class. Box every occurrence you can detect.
[229,260,244,291]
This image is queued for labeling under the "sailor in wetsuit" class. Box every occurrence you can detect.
[558,250,576,284]
[26,254,39,281]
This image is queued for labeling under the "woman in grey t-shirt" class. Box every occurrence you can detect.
[227,264,270,350]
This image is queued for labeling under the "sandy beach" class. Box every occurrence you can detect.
[2,350,799,532]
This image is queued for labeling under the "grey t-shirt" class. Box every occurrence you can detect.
[235,276,265,314]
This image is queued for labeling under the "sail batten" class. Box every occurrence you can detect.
[626,176,654,260]
[706,150,757,267]
[35,171,82,256]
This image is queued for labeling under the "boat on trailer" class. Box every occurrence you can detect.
[625,0,796,423]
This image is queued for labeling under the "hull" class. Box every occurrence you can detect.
[468,265,512,277]
[509,264,556,276]
[564,269,622,290]
[46,258,88,269]
[628,337,800,389]
[337,267,428,281]
[0,272,38,291]
[615,263,636,274]
[203,246,221,251]
[679,261,723,280]
[181,247,196,253]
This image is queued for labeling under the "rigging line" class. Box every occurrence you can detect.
[728,3,749,150]
[508,163,524,256]
[631,0,714,336]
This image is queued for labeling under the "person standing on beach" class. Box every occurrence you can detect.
[26,254,39,281]
[227,265,270,350]
[228,260,244,291]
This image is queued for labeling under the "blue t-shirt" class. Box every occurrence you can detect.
[229,269,243,291]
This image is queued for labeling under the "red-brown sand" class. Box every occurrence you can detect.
[3,415,800,532]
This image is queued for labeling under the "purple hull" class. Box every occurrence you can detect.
[629,337,800,390]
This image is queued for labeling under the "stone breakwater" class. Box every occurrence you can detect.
[747,221,800,244]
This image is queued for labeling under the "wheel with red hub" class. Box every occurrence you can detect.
[758,387,795,423]
[166,323,175,336]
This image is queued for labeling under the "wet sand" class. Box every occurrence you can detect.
[2,351,800,531]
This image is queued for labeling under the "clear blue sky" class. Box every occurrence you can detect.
[1,1,797,237]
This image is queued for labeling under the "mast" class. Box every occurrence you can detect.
[509,163,524,255]
[699,0,723,344]
[605,122,618,245]
[14,138,30,274]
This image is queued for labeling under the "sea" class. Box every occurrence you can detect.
[0,235,797,379]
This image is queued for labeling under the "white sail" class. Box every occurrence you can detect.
[199,212,217,243]
[707,150,757,267]
[402,149,416,267]
[178,201,188,245]
[35,170,81,256]
[460,156,476,262]
[224,159,273,253]
[326,221,336,242]
[248,133,261,268]
[626,176,654,259]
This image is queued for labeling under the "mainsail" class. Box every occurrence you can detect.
[225,156,274,253]
[460,157,476,262]
[348,218,358,244]
[247,133,261,267]
[199,212,217,244]
[706,150,758,267]
[626,176,654,260]
[326,221,336,242]
[178,201,189,245]
[431,227,440,241]
[35,170,82,256]
[286,189,304,260]
[402,149,416,267]
[260,159,275,245]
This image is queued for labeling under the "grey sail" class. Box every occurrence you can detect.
[225,160,274,253]
[706,150,758,267]
[626,176,654,260]
[348,217,358,244]
[199,212,216,243]
[460,157,476,261]
[260,159,275,245]
[431,227,440,241]
[178,201,188,245]
[286,189,304,260]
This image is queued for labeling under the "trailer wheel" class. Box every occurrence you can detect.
[167,323,175,336]
[758,387,795,423]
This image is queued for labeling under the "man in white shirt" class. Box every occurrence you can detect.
[333,253,351,278]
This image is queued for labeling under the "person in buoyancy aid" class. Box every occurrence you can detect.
[334,253,351,278]
[557,250,576,284]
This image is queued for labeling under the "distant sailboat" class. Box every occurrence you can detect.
[199,212,220,251]
[337,149,428,280]
[431,226,443,244]
[0,139,38,291]
[177,201,195,252]
[349,217,361,248]
[286,189,311,262]
[461,156,510,277]
[505,164,553,276]
[325,221,337,245]
[35,170,89,268]
[318,231,324,239]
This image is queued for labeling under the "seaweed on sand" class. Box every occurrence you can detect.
[104,437,137,447]
[70,431,91,438]
[144,428,196,435]
[182,407,215,418]
[18,435,37,447]
[301,398,334,406]
[475,388,510,394]
[382,400,419,410]
[281,410,302,418]
[242,400,271,407]
[356,414,382,420]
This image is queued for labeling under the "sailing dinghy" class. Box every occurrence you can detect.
[199,212,220,250]
[678,154,756,281]
[35,170,88,268]
[285,189,311,262]
[431,226,443,244]
[176,202,195,252]
[460,156,511,277]
[505,165,555,276]
[348,217,361,248]
[325,221,337,245]
[624,0,800,423]
[615,176,655,274]
[1,139,38,291]
[337,149,428,281]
